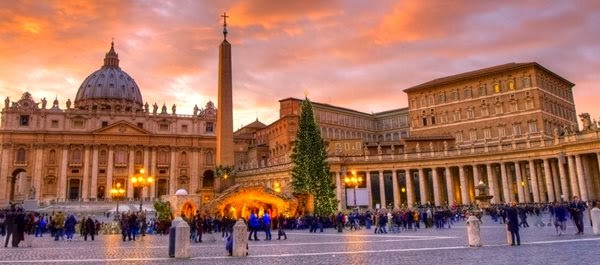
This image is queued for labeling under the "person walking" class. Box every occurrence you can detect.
[277,214,287,240]
[553,202,568,236]
[569,196,586,235]
[263,211,272,240]
[247,210,259,241]
[504,201,521,246]
[3,208,15,247]
[52,211,65,241]
[83,216,95,241]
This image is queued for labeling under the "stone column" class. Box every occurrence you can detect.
[445,167,454,206]
[473,165,480,196]
[550,159,561,202]
[459,165,468,205]
[336,170,343,211]
[150,148,157,199]
[432,168,441,206]
[379,170,386,208]
[575,155,588,201]
[0,144,10,201]
[529,160,540,203]
[106,147,114,199]
[169,149,177,194]
[82,146,91,200]
[33,145,44,201]
[406,169,415,207]
[366,171,373,209]
[568,155,580,198]
[127,149,135,199]
[514,162,525,203]
[529,160,540,202]
[542,158,555,202]
[90,146,99,199]
[58,146,69,200]
[189,148,199,199]
[143,148,150,199]
[392,170,399,209]
[486,164,497,204]
[419,168,427,205]
[557,155,569,201]
[500,163,510,203]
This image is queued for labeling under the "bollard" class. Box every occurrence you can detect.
[174,220,191,259]
[232,219,248,257]
[592,207,600,235]
[168,225,176,258]
[466,215,482,247]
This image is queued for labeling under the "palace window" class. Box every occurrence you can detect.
[205,122,214,133]
[48,149,56,164]
[498,126,506,138]
[469,130,477,141]
[479,85,487,96]
[522,77,531,88]
[528,121,538,133]
[483,128,492,139]
[525,100,534,110]
[70,149,82,164]
[428,95,434,105]
[135,151,143,165]
[481,106,489,117]
[438,93,446,104]
[494,83,500,93]
[101,121,108,127]
[513,124,522,136]
[495,104,504,115]
[19,115,29,126]
[464,88,472,98]
[181,124,188,133]
[508,80,515,90]
[456,131,464,142]
[467,109,475,119]
[99,150,107,165]
[115,150,127,164]
[510,102,518,112]
[159,123,169,131]
[51,120,59,128]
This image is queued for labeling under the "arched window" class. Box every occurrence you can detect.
[70,149,82,164]
[205,150,214,165]
[180,151,188,166]
[16,148,26,163]
[49,149,56,164]
[99,150,107,165]
[135,150,143,165]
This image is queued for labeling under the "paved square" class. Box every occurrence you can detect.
[1,216,598,265]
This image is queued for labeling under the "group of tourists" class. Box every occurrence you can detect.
[117,211,148,241]
[0,204,102,248]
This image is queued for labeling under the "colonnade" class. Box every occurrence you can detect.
[335,152,600,210]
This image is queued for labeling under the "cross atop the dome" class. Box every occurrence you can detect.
[221,12,229,39]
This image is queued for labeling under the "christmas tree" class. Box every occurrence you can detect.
[291,97,338,216]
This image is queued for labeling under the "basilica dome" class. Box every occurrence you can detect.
[74,42,143,111]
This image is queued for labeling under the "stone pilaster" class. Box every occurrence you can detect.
[542,158,554,202]
[106,147,114,199]
[81,146,91,200]
[459,165,468,205]
[366,171,372,209]
[406,169,415,207]
[392,170,399,209]
[33,145,44,201]
[58,147,69,200]
[90,146,99,199]
[486,164,497,204]
[170,150,177,194]
[473,165,480,196]
[445,167,454,205]
[432,168,441,206]
[515,162,525,202]
[529,160,540,202]
[127,149,135,198]
[557,155,569,201]
[418,168,427,205]
[143,147,150,199]
[575,155,588,201]
[379,170,386,208]
[568,155,579,198]
[500,163,510,203]
[150,148,157,199]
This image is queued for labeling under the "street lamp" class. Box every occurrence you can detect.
[131,168,153,211]
[110,183,125,218]
[344,170,363,209]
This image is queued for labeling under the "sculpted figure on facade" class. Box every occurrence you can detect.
[161,104,167,114]
[193,104,199,116]
[363,145,369,156]
[28,185,36,200]
[172,104,176,115]
[377,144,382,155]
[153,103,158,114]
[144,102,149,113]
[579,113,592,131]
[66,98,71,109]
[41,97,47,109]
[415,143,420,153]
[4,97,9,109]
[443,141,448,150]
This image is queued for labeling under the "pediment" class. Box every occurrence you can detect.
[93,121,151,135]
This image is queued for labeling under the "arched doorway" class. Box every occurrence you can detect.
[9,169,27,202]
[97,186,105,200]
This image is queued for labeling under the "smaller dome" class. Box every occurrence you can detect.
[175,189,188,196]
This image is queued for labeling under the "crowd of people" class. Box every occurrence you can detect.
[1,197,597,249]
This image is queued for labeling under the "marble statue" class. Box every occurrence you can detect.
[41,97,47,109]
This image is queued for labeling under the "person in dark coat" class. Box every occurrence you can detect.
[569,196,586,235]
[83,216,95,241]
[504,201,521,246]
[3,209,16,247]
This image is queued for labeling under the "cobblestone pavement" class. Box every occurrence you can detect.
[1,216,598,265]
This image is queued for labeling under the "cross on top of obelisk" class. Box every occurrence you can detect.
[221,12,229,39]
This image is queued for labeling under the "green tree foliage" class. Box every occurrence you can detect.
[153,200,173,221]
[290,97,338,216]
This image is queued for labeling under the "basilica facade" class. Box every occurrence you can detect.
[1,30,599,211]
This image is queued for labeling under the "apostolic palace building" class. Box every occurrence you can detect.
[1,24,599,215]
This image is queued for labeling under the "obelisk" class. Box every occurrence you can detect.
[216,12,234,167]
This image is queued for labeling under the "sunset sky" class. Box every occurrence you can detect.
[1,0,599,129]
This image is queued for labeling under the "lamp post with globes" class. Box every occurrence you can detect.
[344,170,363,209]
[130,168,153,212]
[110,183,125,218]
